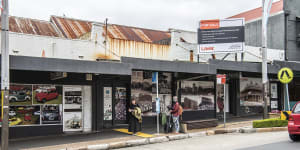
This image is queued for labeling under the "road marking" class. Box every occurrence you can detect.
[114,128,154,138]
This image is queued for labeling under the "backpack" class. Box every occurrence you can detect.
[178,105,183,116]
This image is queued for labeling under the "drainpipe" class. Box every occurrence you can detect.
[284,10,290,61]
[190,50,194,62]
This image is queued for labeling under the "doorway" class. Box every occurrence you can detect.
[103,85,130,128]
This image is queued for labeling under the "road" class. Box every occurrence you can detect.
[119,131,300,150]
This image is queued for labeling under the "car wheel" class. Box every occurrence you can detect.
[289,134,299,141]
[42,99,47,103]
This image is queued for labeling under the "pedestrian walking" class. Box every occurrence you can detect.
[128,98,142,135]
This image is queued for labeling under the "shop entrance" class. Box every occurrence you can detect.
[103,85,130,128]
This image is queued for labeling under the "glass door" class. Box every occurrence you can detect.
[114,87,127,124]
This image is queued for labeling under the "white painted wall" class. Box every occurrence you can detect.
[83,85,92,132]
[0,28,284,63]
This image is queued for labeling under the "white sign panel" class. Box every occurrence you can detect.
[103,87,112,120]
[198,18,245,54]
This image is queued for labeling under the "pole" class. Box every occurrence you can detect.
[262,0,270,119]
[156,72,159,134]
[1,0,10,149]
[223,83,226,128]
[286,84,290,111]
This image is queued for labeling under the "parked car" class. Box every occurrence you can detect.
[288,101,300,141]
[9,91,31,102]
[35,89,59,103]
[34,111,40,116]
[42,111,60,122]
[66,116,81,129]
[9,111,16,116]
[9,117,22,126]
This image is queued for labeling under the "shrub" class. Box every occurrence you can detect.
[253,118,288,128]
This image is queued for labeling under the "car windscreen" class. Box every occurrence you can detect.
[293,103,300,114]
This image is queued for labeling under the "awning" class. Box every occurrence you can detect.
[121,57,216,74]
[6,55,132,75]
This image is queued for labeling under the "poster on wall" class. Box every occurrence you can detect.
[104,87,112,120]
[181,81,215,111]
[41,105,62,124]
[8,106,40,126]
[9,84,32,106]
[152,72,172,94]
[33,85,62,105]
[270,83,278,99]
[115,87,127,121]
[152,94,172,114]
[240,77,263,115]
[131,71,154,116]
[64,86,83,109]
[63,111,82,131]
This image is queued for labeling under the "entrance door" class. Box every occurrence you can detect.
[103,86,129,127]
[114,87,127,124]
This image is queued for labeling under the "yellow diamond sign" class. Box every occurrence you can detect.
[278,67,293,84]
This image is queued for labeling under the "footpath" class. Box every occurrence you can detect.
[10,116,288,150]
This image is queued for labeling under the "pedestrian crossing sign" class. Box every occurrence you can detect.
[278,67,293,84]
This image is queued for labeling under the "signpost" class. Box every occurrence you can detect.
[278,67,294,111]
[261,0,274,119]
[217,74,226,128]
[1,0,9,149]
[198,19,245,54]
[152,72,159,134]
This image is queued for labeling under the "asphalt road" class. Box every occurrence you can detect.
[119,131,300,150]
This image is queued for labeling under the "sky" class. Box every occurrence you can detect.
[10,0,279,31]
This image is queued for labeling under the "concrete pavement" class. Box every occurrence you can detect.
[119,131,299,150]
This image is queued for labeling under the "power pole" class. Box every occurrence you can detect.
[1,0,10,149]
[262,0,273,119]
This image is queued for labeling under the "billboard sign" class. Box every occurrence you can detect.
[198,18,245,54]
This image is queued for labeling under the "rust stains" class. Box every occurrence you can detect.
[0,16,62,37]
[50,16,92,39]
[108,38,170,60]
[51,16,171,45]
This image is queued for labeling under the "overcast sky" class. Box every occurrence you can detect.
[10,0,279,31]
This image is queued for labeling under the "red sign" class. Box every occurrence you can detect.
[217,74,226,85]
[200,19,220,30]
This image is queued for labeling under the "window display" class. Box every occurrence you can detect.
[9,84,32,106]
[63,112,82,131]
[240,77,263,115]
[33,85,62,105]
[9,106,41,126]
[64,86,83,109]
[41,105,62,124]
[181,81,215,111]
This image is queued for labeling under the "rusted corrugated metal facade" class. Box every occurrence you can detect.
[50,16,171,44]
[0,16,62,37]
[50,16,171,60]
[50,16,92,39]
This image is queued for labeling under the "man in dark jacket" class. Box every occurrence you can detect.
[128,98,141,135]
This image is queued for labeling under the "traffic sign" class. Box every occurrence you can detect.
[278,67,293,84]
[217,74,226,85]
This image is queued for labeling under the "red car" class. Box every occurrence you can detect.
[288,101,300,141]
[35,89,59,103]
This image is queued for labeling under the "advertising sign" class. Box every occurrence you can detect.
[103,87,112,120]
[198,19,245,54]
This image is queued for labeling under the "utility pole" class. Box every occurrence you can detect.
[1,0,10,149]
[262,0,273,119]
